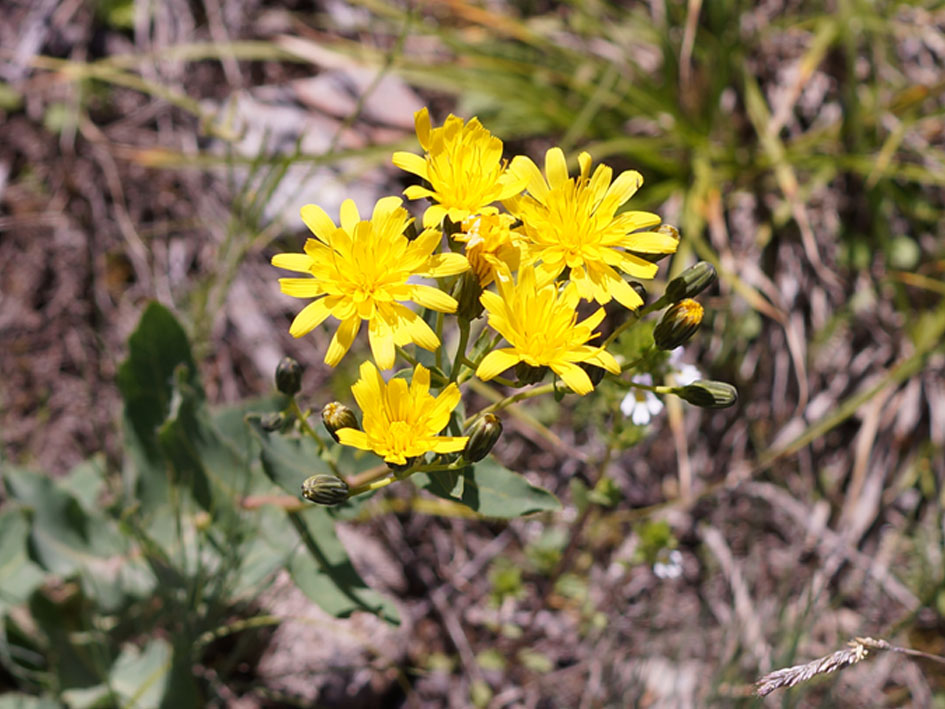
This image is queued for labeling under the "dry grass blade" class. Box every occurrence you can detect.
[755,637,945,697]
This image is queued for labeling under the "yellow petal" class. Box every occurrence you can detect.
[544,147,570,189]
[271,253,313,272]
[368,322,396,370]
[288,298,332,338]
[339,198,361,233]
[509,155,548,202]
[299,204,337,242]
[477,349,522,381]
[410,284,458,312]
[335,428,370,450]
[391,152,429,179]
[278,277,323,298]
[423,252,468,279]
[551,361,593,395]
[324,316,360,366]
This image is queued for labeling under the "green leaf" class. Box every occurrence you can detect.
[3,468,123,577]
[109,637,171,708]
[117,302,201,512]
[287,507,399,624]
[415,457,560,518]
[0,696,61,709]
[0,509,47,610]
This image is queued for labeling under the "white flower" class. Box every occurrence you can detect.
[669,347,701,386]
[653,548,683,579]
[620,373,663,426]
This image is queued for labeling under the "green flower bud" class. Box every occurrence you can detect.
[653,299,704,350]
[260,411,287,432]
[275,356,302,395]
[321,402,359,443]
[301,474,350,505]
[674,380,738,408]
[451,270,485,321]
[464,413,503,462]
[628,281,647,307]
[665,261,717,303]
[515,362,548,386]
[634,224,680,263]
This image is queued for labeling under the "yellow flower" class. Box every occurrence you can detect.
[335,362,468,466]
[453,212,524,287]
[476,265,619,395]
[392,108,527,229]
[505,148,678,310]
[271,197,468,369]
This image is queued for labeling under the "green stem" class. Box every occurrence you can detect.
[289,399,325,455]
[450,319,471,382]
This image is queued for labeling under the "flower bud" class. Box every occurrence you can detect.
[321,402,359,443]
[664,261,717,303]
[451,270,484,320]
[275,356,302,396]
[628,281,647,307]
[301,474,350,505]
[515,362,548,386]
[463,413,503,462]
[260,411,287,432]
[674,380,738,408]
[653,299,704,350]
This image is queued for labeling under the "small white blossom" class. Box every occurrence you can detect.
[653,549,683,579]
[620,373,663,426]
[670,348,701,386]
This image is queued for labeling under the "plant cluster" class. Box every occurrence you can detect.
[270,108,736,509]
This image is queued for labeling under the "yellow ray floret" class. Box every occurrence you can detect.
[476,265,620,395]
[271,196,468,369]
[335,362,468,466]
[504,147,678,310]
[392,108,527,228]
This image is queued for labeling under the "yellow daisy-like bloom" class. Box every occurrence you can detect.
[335,361,468,466]
[505,147,678,311]
[271,197,468,370]
[453,212,525,287]
[392,108,527,229]
[477,265,620,395]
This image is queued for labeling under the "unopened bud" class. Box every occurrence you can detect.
[301,474,350,505]
[321,402,359,443]
[452,270,484,320]
[464,414,503,462]
[515,362,548,386]
[665,261,717,303]
[260,411,287,432]
[674,380,738,408]
[628,281,647,307]
[653,299,704,350]
[275,356,302,395]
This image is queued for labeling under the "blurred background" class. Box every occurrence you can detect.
[1,0,944,706]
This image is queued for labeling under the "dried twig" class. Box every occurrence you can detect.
[755,637,945,697]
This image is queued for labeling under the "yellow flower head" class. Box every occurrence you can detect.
[453,212,524,287]
[392,108,527,229]
[505,147,678,311]
[335,362,468,466]
[271,196,468,369]
[476,265,620,395]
